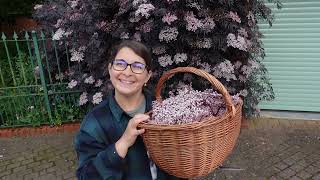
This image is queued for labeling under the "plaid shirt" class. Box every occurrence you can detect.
[74,90,183,180]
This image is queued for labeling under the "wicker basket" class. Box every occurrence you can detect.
[139,67,242,178]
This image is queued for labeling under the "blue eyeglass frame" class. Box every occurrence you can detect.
[111,59,147,74]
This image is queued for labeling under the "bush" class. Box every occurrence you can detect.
[33,0,281,117]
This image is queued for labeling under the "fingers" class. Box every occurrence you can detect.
[136,128,145,135]
[131,114,149,126]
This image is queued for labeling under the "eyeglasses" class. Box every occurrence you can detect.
[111,59,147,74]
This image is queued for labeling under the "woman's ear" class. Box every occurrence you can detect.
[146,71,152,82]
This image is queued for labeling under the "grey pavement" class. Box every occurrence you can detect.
[0,118,319,180]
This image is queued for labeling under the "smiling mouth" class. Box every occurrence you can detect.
[119,79,134,84]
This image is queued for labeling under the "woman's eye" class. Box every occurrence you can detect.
[132,63,145,69]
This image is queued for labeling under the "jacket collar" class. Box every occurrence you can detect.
[108,88,153,122]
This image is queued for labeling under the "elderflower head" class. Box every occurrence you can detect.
[135,3,155,19]
[92,92,103,104]
[79,92,88,105]
[68,80,78,89]
[159,27,178,42]
[158,55,173,67]
[173,53,187,63]
[84,76,95,84]
[162,13,178,25]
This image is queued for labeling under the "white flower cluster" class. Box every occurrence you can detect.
[34,4,43,10]
[70,46,86,62]
[227,33,248,52]
[79,92,88,105]
[213,60,237,81]
[52,28,65,40]
[158,55,173,67]
[150,86,240,125]
[132,0,147,7]
[135,3,155,19]
[92,92,103,104]
[68,79,78,89]
[227,11,241,23]
[159,27,179,42]
[94,79,103,87]
[173,53,187,63]
[162,13,178,25]
[184,11,203,32]
[84,75,95,84]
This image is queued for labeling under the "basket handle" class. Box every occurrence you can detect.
[155,67,236,117]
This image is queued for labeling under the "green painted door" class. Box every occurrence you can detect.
[259,0,320,112]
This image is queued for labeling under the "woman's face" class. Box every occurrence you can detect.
[109,47,152,97]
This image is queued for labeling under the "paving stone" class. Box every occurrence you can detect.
[1,120,320,180]
[278,168,296,179]
[274,162,289,170]
[312,173,320,180]
[296,170,312,179]
[289,176,302,180]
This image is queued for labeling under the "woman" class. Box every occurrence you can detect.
[74,40,184,180]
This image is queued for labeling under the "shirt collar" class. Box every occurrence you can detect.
[108,88,153,122]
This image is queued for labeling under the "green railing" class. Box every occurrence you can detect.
[0,31,87,128]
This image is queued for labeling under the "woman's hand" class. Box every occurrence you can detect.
[115,114,149,158]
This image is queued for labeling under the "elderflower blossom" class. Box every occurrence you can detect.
[79,92,88,105]
[84,76,95,84]
[152,46,166,55]
[158,55,173,67]
[227,11,241,23]
[227,33,248,51]
[92,92,103,104]
[162,13,178,25]
[120,32,129,39]
[34,4,43,10]
[202,17,215,32]
[68,0,79,8]
[68,80,78,89]
[196,38,212,49]
[150,86,240,125]
[184,12,203,32]
[213,60,237,81]
[173,53,187,63]
[132,0,147,7]
[133,33,141,41]
[135,4,155,19]
[159,27,178,42]
[95,79,103,87]
[70,46,86,62]
[52,28,65,40]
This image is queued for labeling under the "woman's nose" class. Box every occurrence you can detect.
[123,65,133,75]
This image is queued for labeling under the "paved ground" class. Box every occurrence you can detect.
[0,118,319,180]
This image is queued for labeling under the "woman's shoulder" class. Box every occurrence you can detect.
[78,99,111,142]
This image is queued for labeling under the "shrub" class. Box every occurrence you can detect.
[33,0,281,117]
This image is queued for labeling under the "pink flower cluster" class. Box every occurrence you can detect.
[227,11,241,23]
[184,11,203,32]
[162,13,178,25]
[227,33,249,52]
[150,86,240,125]
[213,60,237,81]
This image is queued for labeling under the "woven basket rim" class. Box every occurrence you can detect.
[139,99,243,130]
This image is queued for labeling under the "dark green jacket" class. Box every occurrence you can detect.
[74,90,185,180]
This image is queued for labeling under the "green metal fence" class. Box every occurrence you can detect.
[0,31,87,128]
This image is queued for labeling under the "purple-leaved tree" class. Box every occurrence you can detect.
[33,0,281,117]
